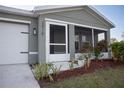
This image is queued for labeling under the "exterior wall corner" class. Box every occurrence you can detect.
[38,16,46,64]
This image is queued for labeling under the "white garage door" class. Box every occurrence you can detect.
[0,22,28,65]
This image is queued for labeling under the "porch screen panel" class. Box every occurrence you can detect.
[50,45,66,54]
[75,26,92,53]
[50,24,66,54]
[50,24,65,43]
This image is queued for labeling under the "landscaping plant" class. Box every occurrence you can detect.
[50,64,62,75]
[33,64,42,80]
[68,59,79,70]
[94,40,107,60]
[33,63,54,81]
[80,42,93,69]
[110,41,124,61]
[94,46,103,60]
[33,63,62,81]
[97,40,108,52]
[43,65,124,88]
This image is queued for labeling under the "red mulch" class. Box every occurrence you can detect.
[38,59,124,87]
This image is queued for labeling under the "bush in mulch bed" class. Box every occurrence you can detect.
[38,59,124,86]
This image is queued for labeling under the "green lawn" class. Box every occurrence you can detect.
[43,65,124,88]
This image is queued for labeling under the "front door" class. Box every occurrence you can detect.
[46,21,70,62]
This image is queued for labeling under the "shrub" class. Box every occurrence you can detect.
[33,63,62,81]
[94,40,107,60]
[50,64,62,75]
[80,42,93,69]
[80,42,93,53]
[97,40,108,52]
[33,64,42,80]
[94,46,103,60]
[110,41,124,61]
[94,47,101,60]
[33,63,54,81]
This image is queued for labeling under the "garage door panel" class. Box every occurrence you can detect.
[0,22,28,65]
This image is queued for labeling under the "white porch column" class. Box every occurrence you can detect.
[92,28,95,47]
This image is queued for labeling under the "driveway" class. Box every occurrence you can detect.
[0,64,39,88]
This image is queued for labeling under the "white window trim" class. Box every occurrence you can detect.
[29,52,38,54]
[0,17,31,24]
[50,43,66,46]
[45,18,108,31]
[46,21,68,62]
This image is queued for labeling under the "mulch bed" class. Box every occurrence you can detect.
[38,59,124,87]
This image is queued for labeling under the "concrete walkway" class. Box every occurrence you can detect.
[0,64,39,88]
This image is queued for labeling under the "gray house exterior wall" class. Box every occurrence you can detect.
[0,12,38,64]
[38,16,46,64]
[40,9,111,29]
[0,6,113,65]
[38,9,112,64]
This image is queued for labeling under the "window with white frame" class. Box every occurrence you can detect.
[50,24,67,54]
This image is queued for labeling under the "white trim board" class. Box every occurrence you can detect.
[38,7,83,15]
[46,21,69,62]
[0,17,31,24]
[29,52,38,54]
[50,43,66,45]
[45,18,109,31]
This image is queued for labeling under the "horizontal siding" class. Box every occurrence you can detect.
[42,9,110,29]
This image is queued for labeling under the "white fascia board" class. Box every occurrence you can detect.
[0,5,36,17]
[35,7,83,15]
[45,18,109,31]
[0,17,31,24]
[34,5,82,11]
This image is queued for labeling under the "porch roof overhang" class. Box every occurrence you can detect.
[0,5,37,17]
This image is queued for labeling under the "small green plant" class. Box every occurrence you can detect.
[68,59,78,70]
[94,40,107,60]
[94,46,103,60]
[50,64,62,75]
[97,40,108,52]
[33,63,62,82]
[33,63,54,81]
[33,64,42,80]
[94,47,100,59]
